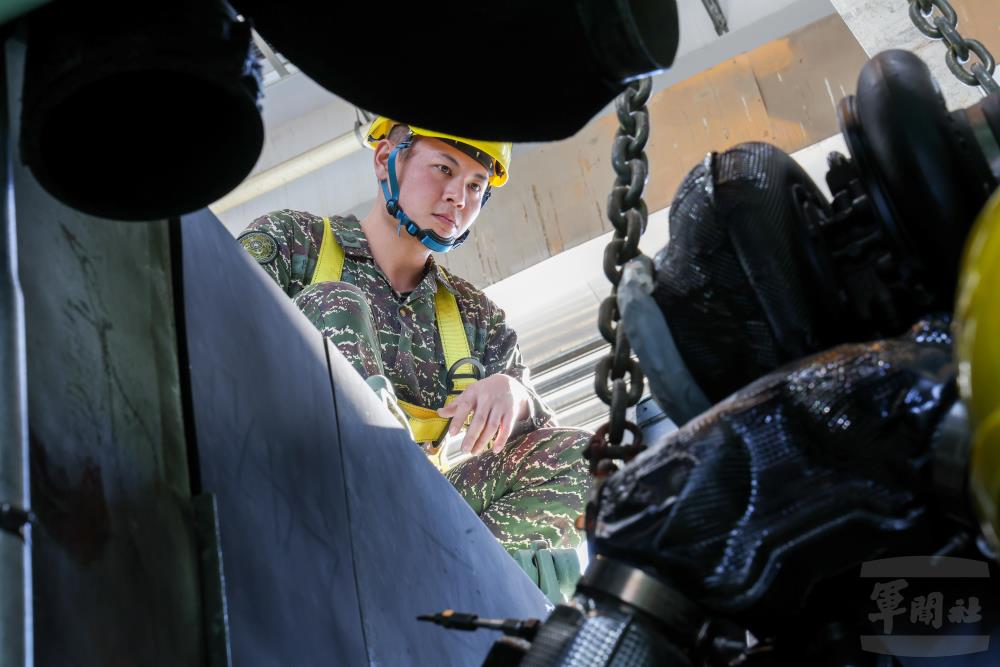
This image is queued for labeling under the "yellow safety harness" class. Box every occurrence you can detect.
[313,217,478,456]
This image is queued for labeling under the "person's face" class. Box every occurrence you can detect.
[374,136,490,243]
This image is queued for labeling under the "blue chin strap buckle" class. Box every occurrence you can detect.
[378,138,478,253]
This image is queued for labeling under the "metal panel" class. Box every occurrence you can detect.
[331,345,550,666]
[701,0,730,35]
[14,132,203,667]
[177,208,368,666]
[179,208,549,665]
[1,36,31,667]
[18,210,204,667]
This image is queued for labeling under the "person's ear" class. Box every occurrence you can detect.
[373,139,393,181]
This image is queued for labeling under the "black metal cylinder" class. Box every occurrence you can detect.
[576,0,680,84]
[228,0,678,141]
[838,50,999,312]
[19,0,263,221]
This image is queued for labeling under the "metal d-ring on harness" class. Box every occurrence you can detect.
[428,356,486,453]
[446,356,486,398]
[907,0,999,95]
[585,78,654,484]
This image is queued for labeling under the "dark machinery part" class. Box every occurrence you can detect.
[475,319,988,665]
[229,0,679,142]
[464,51,1000,665]
[177,209,550,665]
[504,557,754,666]
[594,75,652,476]
[0,503,33,540]
[15,0,678,215]
[651,142,835,409]
[646,50,1000,418]
[618,256,711,426]
[584,423,645,477]
[700,0,729,36]
[590,317,964,629]
[19,0,263,221]
[517,598,694,667]
[418,610,541,639]
[18,148,206,665]
[835,50,1000,312]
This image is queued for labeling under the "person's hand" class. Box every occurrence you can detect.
[437,374,532,456]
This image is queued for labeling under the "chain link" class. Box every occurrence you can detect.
[907,0,999,95]
[593,78,651,447]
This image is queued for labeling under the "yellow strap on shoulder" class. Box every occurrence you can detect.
[434,266,475,395]
[312,217,476,459]
[313,217,345,284]
[398,270,474,451]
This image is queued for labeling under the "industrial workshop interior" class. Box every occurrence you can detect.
[3,0,1000,664]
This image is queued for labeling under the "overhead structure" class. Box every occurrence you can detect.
[18,0,265,221]
[227,0,680,141]
[831,0,999,108]
[700,0,729,35]
[0,42,31,667]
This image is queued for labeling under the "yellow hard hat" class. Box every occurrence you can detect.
[956,186,1000,551]
[365,116,511,188]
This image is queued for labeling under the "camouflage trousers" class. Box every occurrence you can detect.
[294,281,591,552]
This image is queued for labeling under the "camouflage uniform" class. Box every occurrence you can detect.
[238,210,590,551]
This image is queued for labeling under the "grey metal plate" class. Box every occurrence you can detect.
[178,208,368,666]
[179,209,548,665]
[16,180,202,663]
[330,343,551,665]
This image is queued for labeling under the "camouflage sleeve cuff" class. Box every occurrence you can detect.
[508,377,558,440]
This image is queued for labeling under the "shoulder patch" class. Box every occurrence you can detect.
[238,230,279,264]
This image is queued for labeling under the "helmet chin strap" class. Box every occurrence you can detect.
[378,136,489,253]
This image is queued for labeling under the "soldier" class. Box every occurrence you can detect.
[237,117,590,553]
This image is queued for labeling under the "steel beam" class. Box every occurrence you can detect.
[0,36,32,667]
[701,0,730,35]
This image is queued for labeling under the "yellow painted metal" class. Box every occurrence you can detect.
[956,187,1000,551]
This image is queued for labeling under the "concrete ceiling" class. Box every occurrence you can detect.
[831,0,1000,109]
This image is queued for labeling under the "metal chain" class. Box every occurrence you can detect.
[593,78,651,448]
[907,0,999,95]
